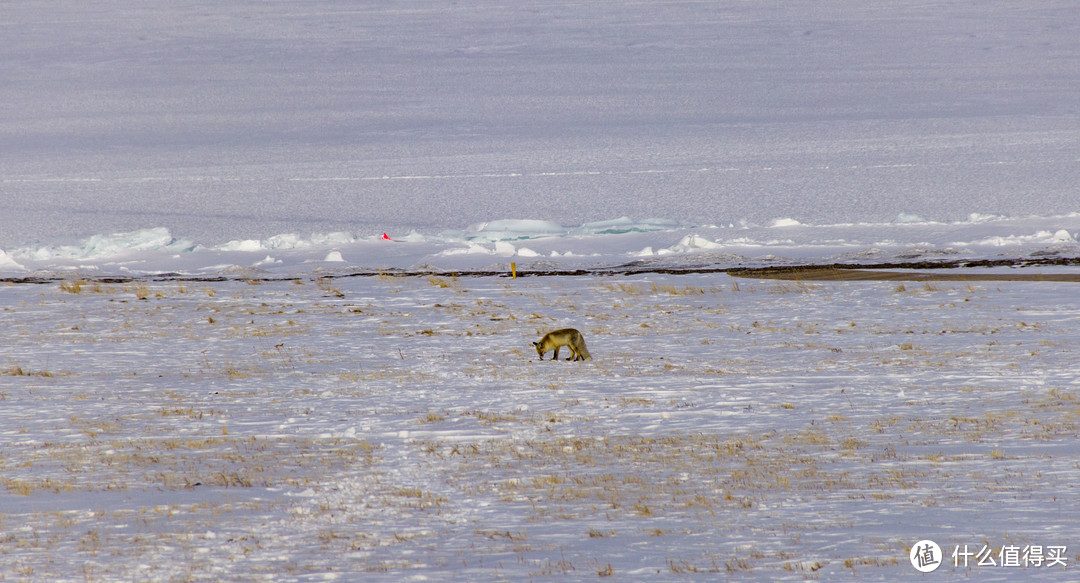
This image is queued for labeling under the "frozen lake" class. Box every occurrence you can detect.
[2,2,1079,580]
[2,1,1078,256]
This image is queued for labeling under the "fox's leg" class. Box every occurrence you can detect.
[567,347,579,361]
[552,347,560,360]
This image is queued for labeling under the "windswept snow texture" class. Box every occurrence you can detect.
[2,214,1080,277]
[1,1,1078,254]
[3,2,1080,581]
[2,274,1080,581]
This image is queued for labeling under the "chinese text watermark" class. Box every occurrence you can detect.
[910,540,1068,572]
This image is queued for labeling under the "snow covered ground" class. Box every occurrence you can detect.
[3,0,1080,580]
[2,0,1078,278]
[2,213,1080,279]
[3,270,1080,581]
[2,1,1078,250]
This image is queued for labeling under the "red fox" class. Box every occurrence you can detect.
[533,328,592,361]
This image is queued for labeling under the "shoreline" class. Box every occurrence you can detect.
[4,255,1080,285]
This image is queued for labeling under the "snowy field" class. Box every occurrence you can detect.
[2,1,1079,249]
[3,268,1080,581]
[3,0,1080,580]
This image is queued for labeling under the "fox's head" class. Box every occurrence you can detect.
[532,341,544,359]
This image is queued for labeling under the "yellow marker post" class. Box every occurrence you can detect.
[511,262,517,279]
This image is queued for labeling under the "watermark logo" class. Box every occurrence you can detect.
[952,544,1068,568]
[910,540,943,573]
[910,540,1069,572]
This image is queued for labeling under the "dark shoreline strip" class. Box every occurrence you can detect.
[727,268,1080,282]
[3,255,1079,285]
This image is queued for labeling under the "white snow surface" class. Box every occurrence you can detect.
[2,0,1079,276]
[3,273,1080,581]
[2,214,1080,277]
[3,1,1080,580]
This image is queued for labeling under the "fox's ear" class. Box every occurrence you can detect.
[532,341,540,347]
